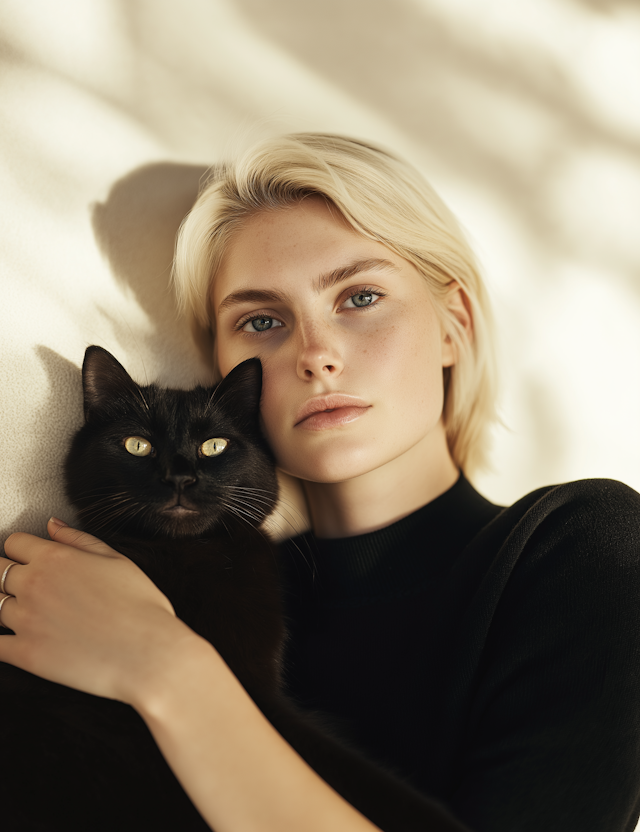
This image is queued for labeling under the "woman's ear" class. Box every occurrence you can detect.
[441,282,473,368]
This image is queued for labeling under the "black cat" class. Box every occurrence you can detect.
[0,346,468,832]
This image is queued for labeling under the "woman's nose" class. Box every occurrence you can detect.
[295,323,344,381]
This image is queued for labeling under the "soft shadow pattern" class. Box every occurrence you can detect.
[232,0,640,288]
[576,0,638,11]
[91,162,215,372]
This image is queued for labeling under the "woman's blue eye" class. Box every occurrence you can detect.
[352,292,373,307]
[242,316,282,332]
[345,291,379,308]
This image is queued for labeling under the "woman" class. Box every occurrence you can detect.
[1,134,639,831]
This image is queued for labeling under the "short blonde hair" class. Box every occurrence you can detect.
[172,133,497,475]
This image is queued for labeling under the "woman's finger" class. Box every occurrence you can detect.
[2,534,32,564]
[47,519,123,558]
[0,558,20,596]
[4,525,121,565]
[0,592,16,630]
[4,531,64,564]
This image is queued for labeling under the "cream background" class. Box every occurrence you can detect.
[1,0,640,546]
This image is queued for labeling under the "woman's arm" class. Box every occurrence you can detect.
[140,632,378,832]
[0,520,377,832]
[452,480,640,831]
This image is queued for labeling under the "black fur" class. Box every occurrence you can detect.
[0,347,468,832]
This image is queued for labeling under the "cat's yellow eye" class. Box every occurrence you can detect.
[124,436,153,457]
[200,438,228,457]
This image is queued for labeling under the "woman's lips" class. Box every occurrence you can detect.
[298,406,369,431]
[295,395,370,431]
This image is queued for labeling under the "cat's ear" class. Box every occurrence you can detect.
[82,346,141,422]
[214,358,263,428]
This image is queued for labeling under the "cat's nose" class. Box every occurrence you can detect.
[162,472,197,490]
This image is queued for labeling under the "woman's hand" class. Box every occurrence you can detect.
[0,518,195,706]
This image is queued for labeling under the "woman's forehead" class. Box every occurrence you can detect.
[227,198,358,260]
[211,200,396,301]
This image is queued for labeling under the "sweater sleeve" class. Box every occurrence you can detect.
[452,479,640,832]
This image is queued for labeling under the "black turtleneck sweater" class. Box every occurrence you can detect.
[279,475,640,832]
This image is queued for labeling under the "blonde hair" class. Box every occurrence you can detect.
[172,133,497,475]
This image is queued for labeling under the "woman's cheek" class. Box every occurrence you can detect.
[257,373,286,451]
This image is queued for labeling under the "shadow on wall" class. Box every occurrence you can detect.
[91,162,215,378]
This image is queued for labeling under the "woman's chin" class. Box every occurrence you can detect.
[278,447,392,486]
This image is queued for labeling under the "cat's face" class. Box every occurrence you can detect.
[65,347,278,540]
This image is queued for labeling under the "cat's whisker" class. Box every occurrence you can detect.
[284,537,317,579]
[76,488,134,500]
[227,498,280,515]
[258,515,317,577]
[224,505,265,527]
[76,495,150,523]
[78,496,151,536]
[223,488,280,508]
[218,499,265,528]
[222,489,270,505]
[252,494,317,575]
[262,500,311,536]
[226,494,264,519]
[220,494,310,551]
[225,495,278,516]
[81,492,138,506]
[224,487,275,499]
[219,516,232,539]
[263,510,307,537]
[79,503,133,527]
[268,497,308,523]
[215,501,252,527]
[222,485,278,500]
[224,486,309,531]
[102,505,154,538]
[79,495,140,517]
[218,503,276,551]
[225,485,278,495]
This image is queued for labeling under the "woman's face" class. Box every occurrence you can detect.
[212,198,456,484]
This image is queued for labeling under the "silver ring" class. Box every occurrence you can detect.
[0,561,17,595]
[0,593,13,628]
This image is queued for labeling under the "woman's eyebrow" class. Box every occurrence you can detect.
[315,258,399,291]
[217,258,399,314]
[217,288,286,313]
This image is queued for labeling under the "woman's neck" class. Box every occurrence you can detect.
[302,426,459,539]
